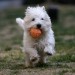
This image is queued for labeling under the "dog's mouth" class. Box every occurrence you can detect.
[28,27,43,32]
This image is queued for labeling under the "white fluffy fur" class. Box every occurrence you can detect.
[16,6,55,67]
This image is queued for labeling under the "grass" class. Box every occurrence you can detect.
[0,5,75,75]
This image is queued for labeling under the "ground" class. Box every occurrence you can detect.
[0,5,75,75]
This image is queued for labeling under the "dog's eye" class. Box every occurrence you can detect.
[32,18,35,21]
[41,18,44,20]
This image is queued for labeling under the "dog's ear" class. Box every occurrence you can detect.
[27,6,31,9]
[42,6,45,10]
[16,18,24,30]
[25,6,31,15]
[26,6,31,12]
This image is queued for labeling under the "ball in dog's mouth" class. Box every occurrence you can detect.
[29,28,42,38]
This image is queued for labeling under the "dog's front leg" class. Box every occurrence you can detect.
[44,44,55,56]
[25,48,39,67]
[25,53,32,67]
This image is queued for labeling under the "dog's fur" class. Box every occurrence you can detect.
[16,6,55,67]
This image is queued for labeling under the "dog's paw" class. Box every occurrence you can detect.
[31,57,38,62]
[16,18,24,30]
[45,50,55,56]
[45,52,52,56]
[30,56,40,64]
[44,47,55,56]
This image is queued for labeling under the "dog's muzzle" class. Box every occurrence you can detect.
[37,24,41,29]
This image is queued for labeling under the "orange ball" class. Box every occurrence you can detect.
[29,28,42,38]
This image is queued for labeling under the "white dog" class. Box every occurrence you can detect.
[16,6,55,67]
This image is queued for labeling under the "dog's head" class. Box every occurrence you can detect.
[16,6,52,35]
[24,6,52,32]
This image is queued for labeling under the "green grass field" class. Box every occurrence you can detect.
[0,5,75,75]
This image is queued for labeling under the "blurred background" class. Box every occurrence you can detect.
[0,0,75,74]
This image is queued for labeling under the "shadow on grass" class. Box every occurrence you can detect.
[9,62,71,70]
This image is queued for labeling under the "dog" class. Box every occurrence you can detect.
[16,6,55,67]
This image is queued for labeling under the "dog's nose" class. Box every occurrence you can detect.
[37,24,41,28]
